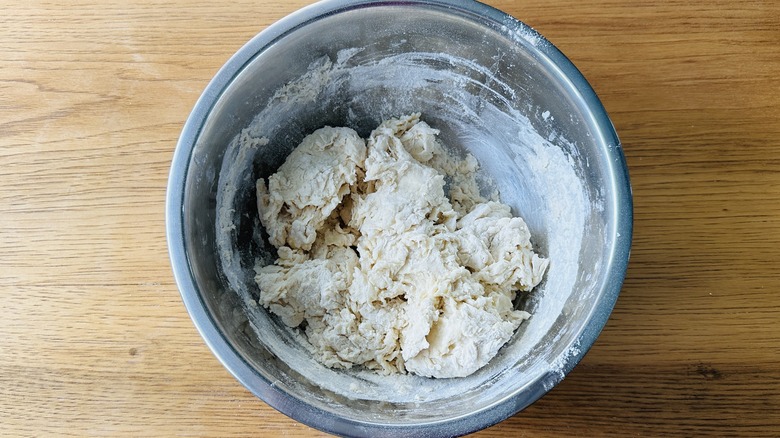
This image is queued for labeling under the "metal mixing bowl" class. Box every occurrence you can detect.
[166,0,632,436]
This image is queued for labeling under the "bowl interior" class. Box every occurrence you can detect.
[175,1,628,433]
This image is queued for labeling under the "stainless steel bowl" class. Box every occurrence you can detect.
[166,0,632,436]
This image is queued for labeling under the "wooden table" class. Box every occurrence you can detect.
[2,0,779,436]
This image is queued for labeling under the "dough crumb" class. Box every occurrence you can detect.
[255,113,548,378]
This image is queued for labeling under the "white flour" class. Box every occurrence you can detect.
[216,47,591,403]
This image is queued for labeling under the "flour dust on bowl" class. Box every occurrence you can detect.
[165,0,632,436]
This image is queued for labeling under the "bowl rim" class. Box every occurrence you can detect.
[166,0,633,436]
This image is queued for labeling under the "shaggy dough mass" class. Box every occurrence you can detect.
[255,114,548,378]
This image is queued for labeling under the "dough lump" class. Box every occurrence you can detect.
[255,114,548,378]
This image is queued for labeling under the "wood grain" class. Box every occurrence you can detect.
[1,0,779,436]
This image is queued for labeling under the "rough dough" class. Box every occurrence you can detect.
[255,114,548,378]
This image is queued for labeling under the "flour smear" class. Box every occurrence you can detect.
[215,47,592,403]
